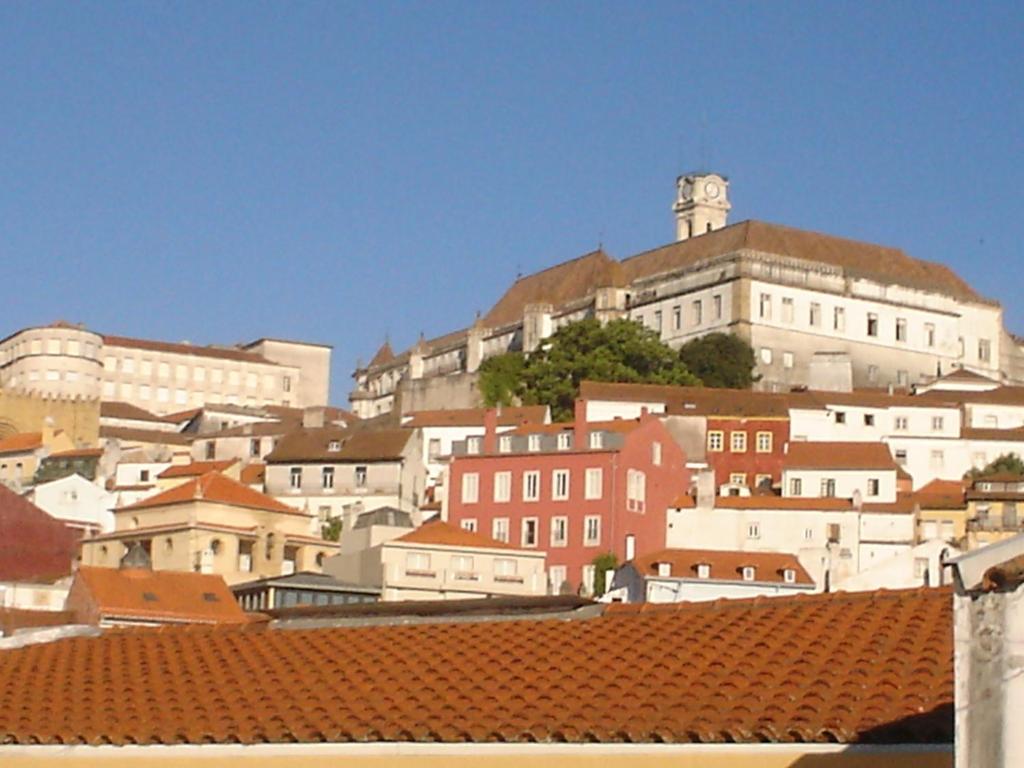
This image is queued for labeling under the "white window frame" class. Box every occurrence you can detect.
[730,431,747,452]
[552,469,570,501]
[755,431,772,453]
[521,517,539,548]
[523,471,540,502]
[550,516,568,547]
[584,467,603,500]
[493,471,512,503]
[584,515,601,546]
[492,517,510,543]
[461,472,480,504]
[707,431,724,452]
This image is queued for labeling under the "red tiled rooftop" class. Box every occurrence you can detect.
[119,472,304,516]
[631,548,814,585]
[402,405,548,428]
[240,462,266,485]
[393,520,523,551]
[0,587,953,745]
[785,441,898,471]
[157,459,237,479]
[506,418,641,437]
[0,432,42,456]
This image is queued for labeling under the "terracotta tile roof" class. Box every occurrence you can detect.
[402,405,548,428]
[71,566,249,625]
[102,334,274,365]
[368,340,395,367]
[914,479,967,509]
[119,472,304,516]
[157,459,237,479]
[631,548,814,585]
[266,427,412,463]
[960,426,1024,441]
[621,219,986,303]
[916,385,1024,406]
[785,441,897,471]
[392,520,523,551]
[0,587,953,745]
[240,462,265,485]
[47,447,104,459]
[709,495,856,511]
[99,401,166,423]
[99,426,193,446]
[483,249,624,328]
[580,381,792,418]
[0,485,79,581]
[0,432,42,456]
[506,418,641,437]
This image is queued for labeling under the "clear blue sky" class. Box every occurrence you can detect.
[2,2,1021,404]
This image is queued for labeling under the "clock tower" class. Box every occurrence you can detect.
[673,172,731,242]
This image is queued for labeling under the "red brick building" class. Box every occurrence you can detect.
[446,403,689,594]
[0,483,79,582]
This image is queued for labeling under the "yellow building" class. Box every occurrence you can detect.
[963,472,1024,550]
[0,424,75,488]
[914,478,969,544]
[81,471,338,584]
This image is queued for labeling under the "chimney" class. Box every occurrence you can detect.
[574,399,588,448]
[695,468,716,509]
[482,408,498,454]
[302,407,326,429]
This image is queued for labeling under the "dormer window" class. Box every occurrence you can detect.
[528,434,541,452]
[741,566,756,581]
[696,563,711,579]
[589,432,603,449]
[498,435,512,454]
[657,562,672,577]
[328,440,341,452]
[467,436,482,455]
[783,568,796,584]
[557,432,572,451]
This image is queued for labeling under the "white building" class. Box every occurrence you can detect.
[27,474,115,535]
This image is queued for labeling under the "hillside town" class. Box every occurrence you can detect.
[0,172,1021,765]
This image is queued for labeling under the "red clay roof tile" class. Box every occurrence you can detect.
[631,548,814,585]
[393,520,524,551]
[119,472,304,516]
[785,442,898,471]
[0,432,42,455]
[157,459,237,479]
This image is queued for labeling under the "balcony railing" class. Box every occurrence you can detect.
[967,518,1024,533]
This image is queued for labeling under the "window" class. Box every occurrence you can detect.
[238,541,254,573]
[250,438,261,458]
[867,365,879,383]
[864,414,875,426]
[809,302,821,327]
[729,472,747,486]
[783,568,796,584]
[730,431,747,452]
[783,351,794,369]
[867,478,880,497]
[835,411,846,424]
[327,440,341,452]
[139,384,151,400]
[498,435,512,453]
[803,527,814,541]
[494,558,518,578]
[551,517,568,547]
[157,386,169,403]
[930,450,945,470]
[867,313,878,337]
[289,467,302,489]
[527,434,541,452]
[556,432,572,451]
[746,522,760,540]
[406,552,432,573]
[707,430,724,452]
[760,347,773,365]
[492,518,510,543]
[452,555,475,576]
[205,442,216,460]
[354,465,367,487]
[925,323,936,348]
[461,473,479,504]
[790,478,803,496]
[523,471,540,501]
[652,441,662,465]
[697,563,711,579]
[742,566,756,581]
[139,469,150,482]
[322,466,334,489]
[834,306,846,332]
[895,449,908,465]
[827,523,841,543]
[521,518,538,547]
[754,473,772,490]
[692,299,703,325]
[427,438,442,459]
[460,519,477,533]
[821,478,836,497]
[548,566,568,593]
[466,436,482,455]
[584,515,601,546]
[552,469,570,500]
[626,470,646,512]
[895,416,909,431]
[493,471,512,502]
[653,310,662,332]
[589,432,603,449]
[585,468,603,500]
[581,565,596,596]
[896,318,908,342]
[672,305,682,330]
[932,416,945,431]
[781,297,794,323]
[759,293,772,320]
[979,339,991,363]
[755,431,772,453]
[897,370,909,387]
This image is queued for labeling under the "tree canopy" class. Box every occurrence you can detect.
[678,332,758,389]
[969,453,1024,479]
[488,318,699,420]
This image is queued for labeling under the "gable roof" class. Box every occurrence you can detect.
[0,587,952,746]
[482,249,624,328]
[914,479,967,509]
[266,427,412,463]
[621,219,986,303]
[785,441,898,471]
[72,566,248,625]
[118,472,303,516]
[99,401,167,424]
[157,459,237,479]
[631,548,814,585]
[0,485,79,581]
[368,341,395,367]
[392,520,522,551]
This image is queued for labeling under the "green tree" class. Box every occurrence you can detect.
[970,453,1024,479]
[515,318,699,420]
[678,332,758,389]
[591,552,619,598]
[478,351,525,407]
[321,516,343,542]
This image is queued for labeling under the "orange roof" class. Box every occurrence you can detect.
[631,548,814,586]
[673,494,855,511]
[72,566,249,625]
[48,447,104,459]
[158,459,237,479]
[240,462,266,485]
[393,520,522,551]
[0,587,952,745]
[402,405,548,428]
[507,418,641,437]
[119,472,304,516]
[0,432,42,456]
[99,426,193,446]
[914,479,967,510]
[785,441,897,471]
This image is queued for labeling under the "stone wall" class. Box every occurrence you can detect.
[0,389,99,445]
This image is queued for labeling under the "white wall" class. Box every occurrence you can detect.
[644,577,813,603]
[782,468,898,503]
[31,475,115,533]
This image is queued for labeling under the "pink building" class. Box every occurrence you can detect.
[446,402,689,594]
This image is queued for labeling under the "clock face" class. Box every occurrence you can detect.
[704,181,720,199]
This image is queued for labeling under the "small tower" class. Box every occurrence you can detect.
[673,172,731,242]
